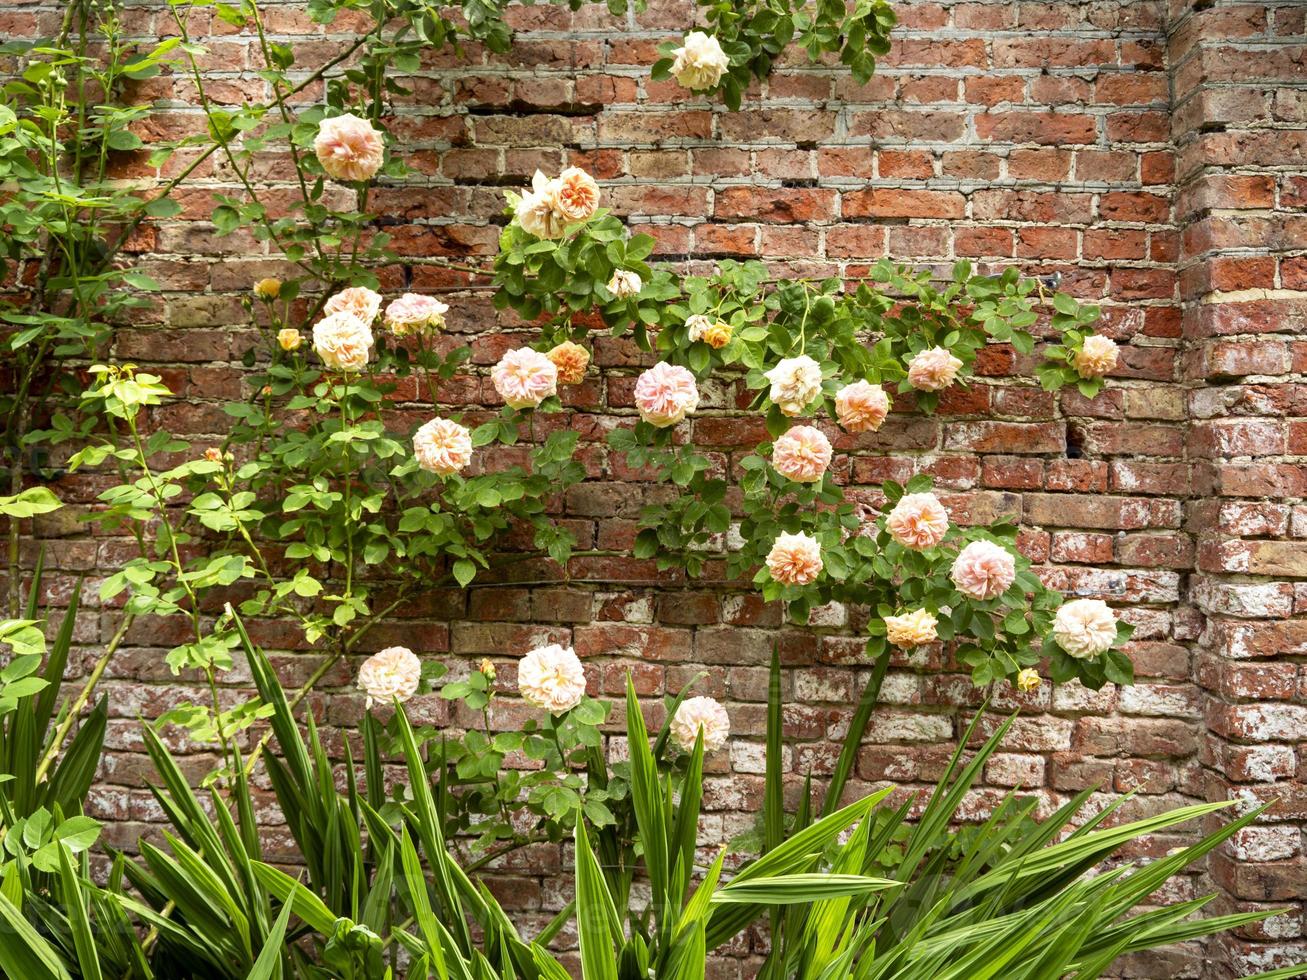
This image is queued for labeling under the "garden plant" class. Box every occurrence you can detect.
[0,0,1302,977]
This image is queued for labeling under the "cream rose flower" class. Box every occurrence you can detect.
[951,540,1017,601]
[384,294,448,337]
[670,31,730,91]
[518,643,587,713]
[670,696,730,753]
[834,380,890,433]
[771,425,833,483]
[277,328,302,351]
[324,286,382,325]
[907,347,963,392]
[1074,335,1119,379]
[886,492,950,550]
[492,347,558,409]
[547,341,590,385]
[357,646,421,708]
[608,270,642,299]
[765,355,823,417]
[765,531,822,586]
[1052,598,1118,659]
[413,418,472,477]
[313,311,373,372]
[884,608,938,648]
[314,113,385,182]
[634,362,699,427]
[515,170,567,240]
[554,166,601,223]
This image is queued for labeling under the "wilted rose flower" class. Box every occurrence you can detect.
[670,31,730,91]
[634,361,699,427]
[413,418,472,477]
[765,531,822,586]
[314,113,385,182]
[765,355,823,417]
[277,328,302,351]
[670,696,730,753]
[608,270,642,298]
[884,608,938,648]
[324,286,382,325]
[384,294,448,337]
[1015,668,1041,692]
[886,492,950,550]
[253,277,281,300]
[1074,335,1119,379]
[834,380,890,433]
[951,540,1017,601]
[1052,598,1118,659]
[514,170,566,240]
[518,644,587,713]
[554,166,601,223]
[547,341,591,385]
[203,447,223,463]
[492,348,558,409]
[688,315,732,349]
[312,311,373,372]
[357,646,421,708]
[771,425,832,483]
[906,347,963,392]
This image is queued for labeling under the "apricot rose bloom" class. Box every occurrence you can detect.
[886,492,950,550]
[554,166,601,223]
[766,531,823,586]
[277,328,302,351]
[772,425,832,483]
[547,341,591,385]
[688,315,732,349]
[413,418,473,477]
[324,286,382,325]
[314,113,385,182]
[671,31,730,91]
[884,608,938,648]
[634,361,699,427]
[1052,598,1118,659]
[1015,668,1041,692]
[313,311,373,372]
[1074,335,1119,378]
[357,646,421,708]
[608,270,642,298]
[765,355,823,417]
[518,643,587,713]
[951,540,1017,601]
[384,293,448,336]
[254,277,281,300]
[492,347,558,409]
[907,346,963,392]
[670,696,730,753]
[834,380,890,433]
[515,170,567,240]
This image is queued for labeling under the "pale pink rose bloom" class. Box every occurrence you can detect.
[608,270,642,298]
[671,31,730,90]
[357,646,421,708]
[492,348,558,409]
[951,540,1017,601]
[1052,598,1117,659]
[312,311,373,372]
[834,380,890,433]
[765,355,823,417]
[554,167,601,222]
[324,286,382,325]
[1074,335,1119,378]
[884,608,938,648]
[634,361,700,427]
[906,347,963,392]
[669,696,730,753]
[518,644,587,713]
[515,171,567,239]
[314,113,385,182]
[413,418,472,477]
[886,492,950,550]
[772,425,832,483]
[765,531,822,586]
[384,294,448,337]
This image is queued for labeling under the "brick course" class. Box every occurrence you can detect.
[7,0,1307,975]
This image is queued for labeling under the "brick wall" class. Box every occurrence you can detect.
[7,0,1306,975]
